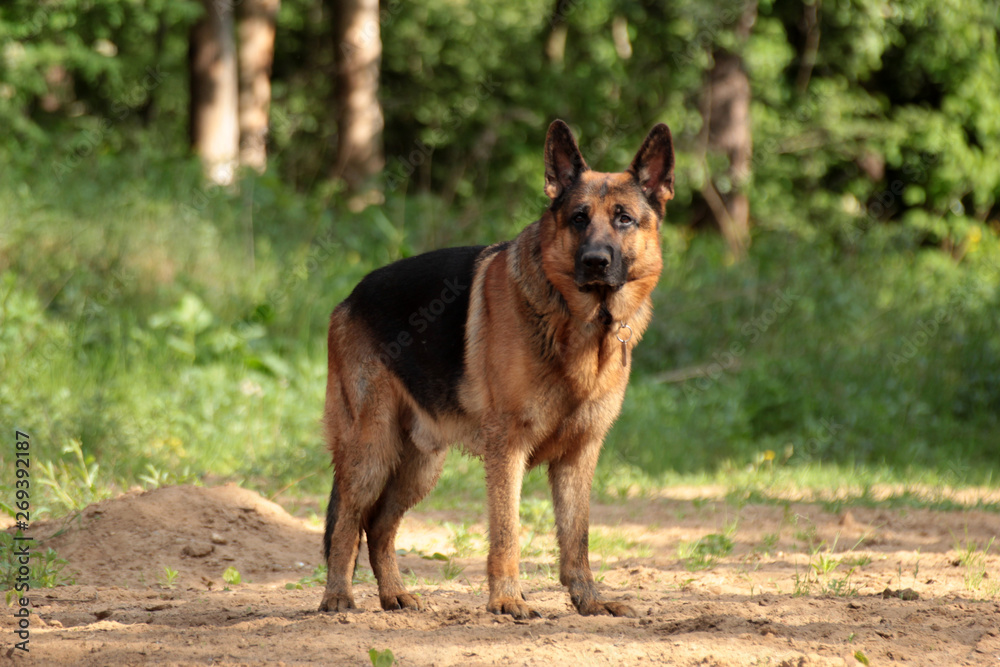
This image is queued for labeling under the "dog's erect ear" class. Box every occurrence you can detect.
[629,124,675,212]
[544,119,589,200]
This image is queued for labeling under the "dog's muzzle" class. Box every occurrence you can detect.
[575,244,626,290]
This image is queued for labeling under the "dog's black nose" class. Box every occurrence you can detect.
[581,249,611,272]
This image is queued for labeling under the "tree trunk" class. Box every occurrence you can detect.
[237,0,280,174]
[329,0,384,200]
[702,0,757,259]
[545,0,574,64]
[189,0,240,185]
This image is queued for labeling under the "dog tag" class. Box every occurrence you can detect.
[615,323,633,368]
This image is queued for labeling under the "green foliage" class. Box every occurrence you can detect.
[678,532,735,571]
[286,564,327,590]
[3,0,997,237]
[1,0,999,515]
[222,566,242,587]
[35,440,115,514]
[1,154,999,516]
[953,535,997,598]
[612,229,1000,478]
[590,528,651,560]
[369,648,396,667]
[158,566,179,590]
[1,534,74,598]
[0,0,201,156]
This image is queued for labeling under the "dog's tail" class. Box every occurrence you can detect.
[322,477,339,563]
[322,476,362,576]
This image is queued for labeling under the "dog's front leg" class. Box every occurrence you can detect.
[549,442,636,617]
[483,443,540,619]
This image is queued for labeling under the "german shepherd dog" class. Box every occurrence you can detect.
[320,120,674,619]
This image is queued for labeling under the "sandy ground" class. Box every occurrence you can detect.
[4,483,1000,666]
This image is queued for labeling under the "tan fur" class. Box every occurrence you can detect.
[319,121,674,619]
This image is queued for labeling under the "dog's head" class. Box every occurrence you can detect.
[539,120,674,323]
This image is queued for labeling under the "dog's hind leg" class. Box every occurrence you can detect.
[319,382,401,612]
[319,475,363,612]
[319,430,397,611]
[366,435,446,611]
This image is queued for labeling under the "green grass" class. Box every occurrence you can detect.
[791,538,872,598]
[953,535,998,598]
[590,528,652,560]
[286,564,327,590]
[678,531,736,571]
[0,532,75,598]
[1,150,999,521]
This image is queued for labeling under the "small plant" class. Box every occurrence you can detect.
[519,498,554,558]
[466,578,486,595]
[159,566,179,590]
[369,648,395,667]
[795,538,865,598]
[1,534,74,603]
[754,532,780,555]
[793,524,820,549]
[953,535,996,596]
[445,521,477,558]
[678,533,734,571]
[287,564,327,590]
[139,463,196,490]
[824,571,860,597]
[792,571,812,597]
[519,497,554,533]
[353,565,375,584]
[35,439,114,514]
[402,570,423,588]
[590,528,651,560]
[672,577,696,591]
[811,552,840,576]
[222,566,242,587]
[844,554,873,569]
[442,558,465,581]
[594,558,610,583]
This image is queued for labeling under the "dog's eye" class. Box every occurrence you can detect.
[571,212,588,229]
[619,213,633,226]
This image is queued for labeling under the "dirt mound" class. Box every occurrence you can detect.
[34,484,322,589]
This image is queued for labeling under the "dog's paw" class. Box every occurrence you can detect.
[380,592,423,611]
[318,592,356,612]
[487,596,542,620]
[576,599,636,618]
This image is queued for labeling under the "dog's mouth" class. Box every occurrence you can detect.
[577,280,624,293]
